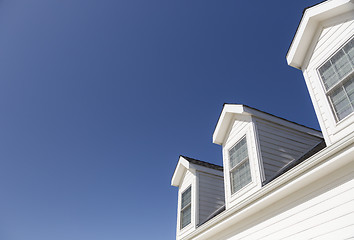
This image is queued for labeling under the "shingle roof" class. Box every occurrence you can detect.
[218,103,322,133]
[181,155,223,171]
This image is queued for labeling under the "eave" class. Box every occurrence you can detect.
[171,156,190,187]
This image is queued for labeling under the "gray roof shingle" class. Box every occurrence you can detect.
[181,155,223,171]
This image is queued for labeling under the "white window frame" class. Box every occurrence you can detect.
[317,36,354,122]
[180,186,191,229]
[228,136,252,195]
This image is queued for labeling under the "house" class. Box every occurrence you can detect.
[171,0,354,239]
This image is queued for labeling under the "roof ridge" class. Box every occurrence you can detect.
[221,103,322,133]
[180,155,223,171]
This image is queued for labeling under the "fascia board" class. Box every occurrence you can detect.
[287,0,354,69]
[213,105,247,145]
[171,157,190,187]
[184,131,354,240]
[244,106,323,138]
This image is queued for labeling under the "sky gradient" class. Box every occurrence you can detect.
[0,1,322,239]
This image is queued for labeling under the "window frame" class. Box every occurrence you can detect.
[180,186,192,230]
[317,36,354,122]
[228,136,252,195]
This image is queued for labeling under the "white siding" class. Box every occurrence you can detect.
[225,117,250,147]
[254,118,323,181]
[198,172,224,225]
[222,117,264,209]
[303,12,354,145]
[216,161,354,240]
[177,170,196,239]
[180,170,194,191]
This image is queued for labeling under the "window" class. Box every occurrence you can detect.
[318,37,354,121]
[180,186,191,229]
[229,136,252,194]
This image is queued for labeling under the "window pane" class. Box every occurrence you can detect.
[344,75,354,98]
[231,160,251,193]
[343,38,354,63]
[328,74,354,121]
[180,186,191,229]
[319,62,340,90]
[181,205,191,228]
[181,187,191,209]
[319,37,354,121]
[344,75,354,113]
[229,137,248,169]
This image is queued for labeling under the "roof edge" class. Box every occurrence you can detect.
[213,104,323,146]
[171,156,223,187]
[287,0,354,69]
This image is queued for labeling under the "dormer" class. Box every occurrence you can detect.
[213,104,323,209]
[171,156,224,240]
[287,0,354,145]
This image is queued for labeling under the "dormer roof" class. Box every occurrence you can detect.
[171,156,223,187]
[286,0,354,69]
[213,104,322,145]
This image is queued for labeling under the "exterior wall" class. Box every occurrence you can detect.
[222,115,264,210]
[177,169,196,239]
[254,117,323,181]
[197,172,224,225]
[302,11,354,145]
[211,160,354,240]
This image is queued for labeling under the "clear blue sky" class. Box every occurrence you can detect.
[0,1,322,239]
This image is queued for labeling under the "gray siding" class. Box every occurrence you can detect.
[255,118,323,181]
[198,172,224,225]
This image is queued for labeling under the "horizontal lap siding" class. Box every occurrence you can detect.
[181,170,193,191]
[255,118,322,181]
[222,164,354,240]
[309,19,354,69]
[226,121,249,147]
[198,172,224,225]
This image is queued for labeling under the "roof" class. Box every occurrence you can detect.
[171,155,223,187]
[213,104,322,145]
[181,155,223,171]
[287,0,354,69]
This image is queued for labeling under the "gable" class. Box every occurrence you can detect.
[287,0,354,69]
[305,11,354,71]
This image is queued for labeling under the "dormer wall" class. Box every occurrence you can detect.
[287,0,354,146]
[197,171,224,225]
[302,12,354,145]
[172,158,225,240]
[254,117,324,181]
[218,107,323,210]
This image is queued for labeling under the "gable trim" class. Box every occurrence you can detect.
[287,0,354,69]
